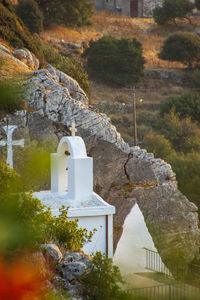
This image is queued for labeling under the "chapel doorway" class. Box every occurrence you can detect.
[130,0,138,17]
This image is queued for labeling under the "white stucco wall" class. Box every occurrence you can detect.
[73,215,107,255]
[69,213,113,257]
[114,203,159,274]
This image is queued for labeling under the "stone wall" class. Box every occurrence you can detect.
[143,0,163,17]
[116,0,130,17]
[104,0,116,12]
[93,0,105,10]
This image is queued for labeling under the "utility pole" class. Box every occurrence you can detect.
[133,86,137,146]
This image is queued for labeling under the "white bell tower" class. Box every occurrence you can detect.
[51,136,93,201]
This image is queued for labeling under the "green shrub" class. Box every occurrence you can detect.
[81,252,133,300]
[143,132,175,161]
[47,206,94,251]
[158,32,200,67]
[157,110,200,153]
[15,141,51,191]
[0,80,24,115]
[153,0,194,25]
[160,92,200,123]
[170,152,200,209]
[0,160,94,257]
[153,6,170,25]
[191,69,200,90]
[195,0,200,10]
[42,45,90,94]
[35,0,95,27]
[83,36,145,86]
[137,110,158,128]
[16,0,44,34]
[0,0,45,66]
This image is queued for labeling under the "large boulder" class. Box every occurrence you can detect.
[61,261,87,281]
[13,48,39,70]
[41,244,63,268]
[0,63,199,278]
[134,183,199,276]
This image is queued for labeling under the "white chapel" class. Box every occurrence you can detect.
[34,126,115,257]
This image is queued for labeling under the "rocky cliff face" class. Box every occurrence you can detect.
[0,46,199,278]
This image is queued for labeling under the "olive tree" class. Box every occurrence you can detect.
[153,0,194,25]
[159,32,200,67]
[83,36,145,86]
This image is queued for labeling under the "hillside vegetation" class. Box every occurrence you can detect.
[40,10,200,211]
[0,0,45,64]
[0,1,200,215]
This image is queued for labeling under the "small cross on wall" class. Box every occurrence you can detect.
[70,122,77,137]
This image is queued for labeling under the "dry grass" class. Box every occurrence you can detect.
[9,0,18,5]
[41,11,192,69]
[41,24,102,45]
[92,12,187,68]
[0,55,30,78]
[0,39,12,52]
[89,77,189,105]
[38,12,196,109]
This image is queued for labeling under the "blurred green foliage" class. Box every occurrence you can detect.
[156,110,200,153]
[143,132,175,161]
[170,153,200,210]
[0,80,24,116]
[16,141,51,191]
[0,160,94,258]
[160,92,200,123]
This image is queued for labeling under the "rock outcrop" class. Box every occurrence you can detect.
[13,48,39,70]
[24,64,129,153]
[134,183,199,276]
[0,58,199,278]
[0,43,40,70]
[40,243,91,299]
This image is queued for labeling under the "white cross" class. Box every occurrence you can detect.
[0,125,24,168]
[70,122,77,137]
